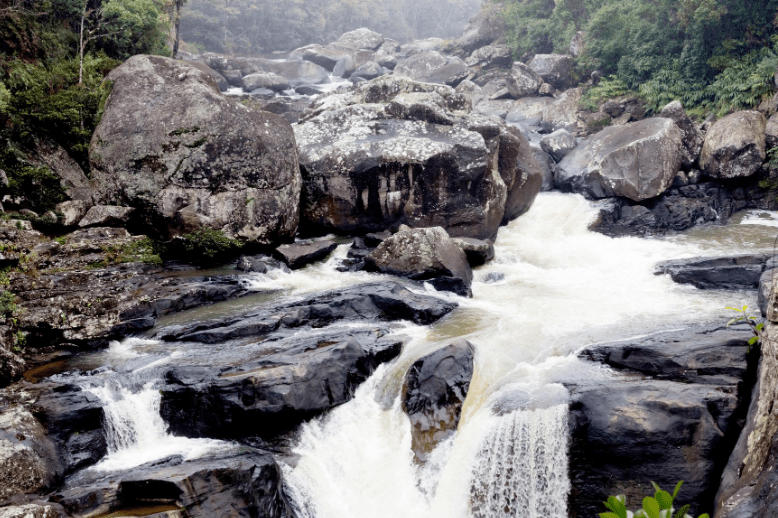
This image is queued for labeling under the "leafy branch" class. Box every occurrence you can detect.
[726,305,763,347]
[601,481,709,518]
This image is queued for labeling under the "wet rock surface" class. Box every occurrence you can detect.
[273,240,338,269]
[402,340,474,462]
[571,324,756,518]
[655,254,770,290]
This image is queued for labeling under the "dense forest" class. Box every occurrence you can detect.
[178,0,482,55]
[497,0,778,115]
[0,0,171,212]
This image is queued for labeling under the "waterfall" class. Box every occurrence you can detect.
[84,377,230,472]
[469,405,570,518]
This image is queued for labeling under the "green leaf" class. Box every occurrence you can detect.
[655,490,673,510]
[604,496,628,518]
[672,481,684,499]
[600,513,622,518]
[698,514,710,518]
[651,481,662,493]
[643,497,661,518]
[749,336,759,346]
[674,504,690,518]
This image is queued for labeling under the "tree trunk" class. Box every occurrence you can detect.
[78,5,86,86]
[173,0,183,58]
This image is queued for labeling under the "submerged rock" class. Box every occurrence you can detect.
[655,254,769,290]
[89,55,301,245]
[366,226,473,297]
[402,340,474,462]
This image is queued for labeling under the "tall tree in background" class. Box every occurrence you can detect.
[173,0,186,57]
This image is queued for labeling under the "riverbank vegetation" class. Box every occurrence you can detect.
[498,0,778,117]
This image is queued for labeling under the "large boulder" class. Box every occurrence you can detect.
[394,51,471,87]
[241,72,290,92]
[700,111,767,179]
[300,44,353,71]
[465,44,512,70]
[554,117,684,201]
[541,88,582,132]
[89,55,301,244]
[203,53,331,86]
[540,129,577,162]
[365,226,473,296]
[527,54,575,90]
[295,76,542,240]
[659,100,704,169]
[402,340,475,461]
[506,62,543,99]
[454,2,506,54]
[336,27,385,51]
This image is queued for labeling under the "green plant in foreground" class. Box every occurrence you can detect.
[601,481,709,518]
[726,305,763,347]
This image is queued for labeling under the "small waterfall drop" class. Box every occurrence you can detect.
[469,405,569,518]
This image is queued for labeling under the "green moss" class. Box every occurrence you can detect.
[170,126,201,136]
[185,136,208,148]
[180,228,244,267]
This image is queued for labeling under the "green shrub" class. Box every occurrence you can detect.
[180,228,244,267]
[601,481,709,518]
[6,166,67,214]
[579,75,632,112]
[0,291,17,321]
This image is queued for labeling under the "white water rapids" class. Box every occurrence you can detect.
[66,193,772,516]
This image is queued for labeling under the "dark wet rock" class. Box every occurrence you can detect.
[527,54,575,91]
[364,230,392,248]
[366,227,473,297]
[571,324,755,518]
[659,100,704,169]
[506,62,543,99]
[161,327,404,440]
[154,281,456,344]
[53,449,292,518]
[394,51,471,87]
[29,383,107,476]
[454,3,506,55]
[89,55,301,245]
[296,76,540,240]
[375,51,397,70]
[300,44,354,71]
[402,340,474,462]
[273,240,338,269]
[700,111,767,179]
[77,205,134,228]
[482,271,504,284]
[555,118,683,201]
[0,405,63,500]
[295,85,323,96]
[242,72,290,93]
[236,255,290,274]
[531,145,556,191]
[452,237,494,267]
[540,129,577,162]
[656,254,769,290]
[579,325,753,385]
[222,69,244,87]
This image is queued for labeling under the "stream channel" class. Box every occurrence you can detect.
[38,192,776,518]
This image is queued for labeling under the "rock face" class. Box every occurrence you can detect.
[527,54,575,90]
[655,254,769,290]
[465,45,512,70]
[0,406,62,500]
[659,100,704,169]
[715,276,778,518]
[295,76,542,240]
[572,325,755,518]
[89,55,301,245]
[366,226,474,296]
[700,111,767,179]
[402,340,474,461]
[555,117,683,201]
[394,51,471,87]
[540,129,577,162]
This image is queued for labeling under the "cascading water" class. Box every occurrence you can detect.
[51,193,778,516]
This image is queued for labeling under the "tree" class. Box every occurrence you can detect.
[172,0,186,57]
